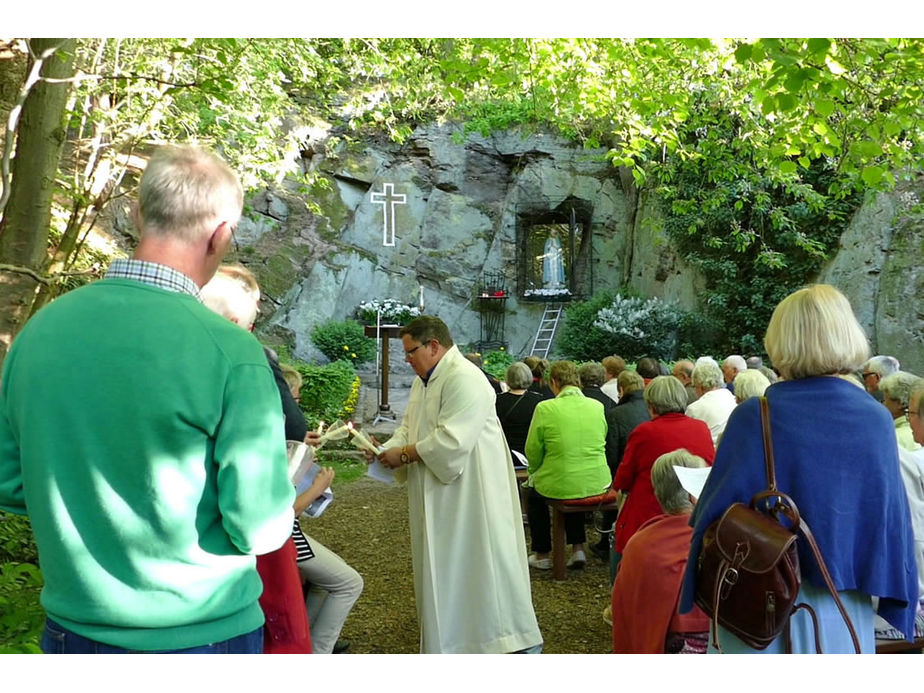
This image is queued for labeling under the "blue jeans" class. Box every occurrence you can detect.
[41,619,264,654]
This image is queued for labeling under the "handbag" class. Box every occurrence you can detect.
[694,396,861,652]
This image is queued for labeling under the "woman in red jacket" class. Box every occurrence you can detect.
[612,376,715,566]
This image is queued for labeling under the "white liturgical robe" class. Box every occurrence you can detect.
[386,345,542,653]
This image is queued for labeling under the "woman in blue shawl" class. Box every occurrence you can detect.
[679,284,917,653]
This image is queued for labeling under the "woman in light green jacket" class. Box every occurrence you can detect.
[525,361,611,570]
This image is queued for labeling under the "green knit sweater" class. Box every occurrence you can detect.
[0,278,295,651]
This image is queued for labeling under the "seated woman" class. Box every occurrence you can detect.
[612,449,710,653]
[495,361,545,465]
[612,376,715,570]
[524,360,611,570]
[679,285,918,653]
[524,356,554,400]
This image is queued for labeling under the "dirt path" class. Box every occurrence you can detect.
[306,474,614,654]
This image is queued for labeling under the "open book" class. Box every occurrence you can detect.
[287,440,334,518]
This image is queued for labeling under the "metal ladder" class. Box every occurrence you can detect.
[530,303,562,358]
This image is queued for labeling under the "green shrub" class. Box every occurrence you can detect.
[310,319,376,366]
[0,512,42,653]
[592,294,682,361]
[0,512,37,564]
[556,291,621,361]
[482,348,514,380]
[294,359,359,429]
[558,290,721,362]
[0,562,43,653]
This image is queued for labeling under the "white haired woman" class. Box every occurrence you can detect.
[612,449,710,653]
[495,361,545,464]
[679,284,918,653]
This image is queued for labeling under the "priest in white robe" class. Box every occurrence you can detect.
[378,316,543,653]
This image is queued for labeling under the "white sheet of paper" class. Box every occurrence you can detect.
[673,465,712,500]
[366,458,396,484]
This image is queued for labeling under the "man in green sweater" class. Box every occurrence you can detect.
[0,145,295,653]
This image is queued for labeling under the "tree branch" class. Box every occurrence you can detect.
[0,263,101,285]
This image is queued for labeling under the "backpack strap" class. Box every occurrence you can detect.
[760,396,861,654]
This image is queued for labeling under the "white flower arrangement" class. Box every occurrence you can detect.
[356,298,421,325]
[523,288,572,299]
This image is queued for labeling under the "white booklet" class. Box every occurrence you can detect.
[366,456,395,484]
[287,440,334,518]
[297,462,334,518]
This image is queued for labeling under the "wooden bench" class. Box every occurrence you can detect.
[876,636,924,654]
[547,489,620,581]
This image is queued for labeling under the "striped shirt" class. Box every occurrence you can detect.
[105,258,201,299]
[293,518,314,562]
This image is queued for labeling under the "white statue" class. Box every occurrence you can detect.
[542,231,565,289]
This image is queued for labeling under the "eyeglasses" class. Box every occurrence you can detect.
[404,344,425,359]
[862,372,874,378]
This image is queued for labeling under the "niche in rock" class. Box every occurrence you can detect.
[515,197,594,301]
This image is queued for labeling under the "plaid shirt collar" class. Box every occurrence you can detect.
[105,258,201,300]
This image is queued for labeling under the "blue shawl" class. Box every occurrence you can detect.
[679,376,918,640]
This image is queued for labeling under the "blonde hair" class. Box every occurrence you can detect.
[549,360,581,388]
[200,263,261,328]
[733,368,771,403]
[764,285,869,381]
[280,364,303,397]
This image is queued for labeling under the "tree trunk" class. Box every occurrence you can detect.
[0,38,75,365]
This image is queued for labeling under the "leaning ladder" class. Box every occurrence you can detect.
[530,303,562,359]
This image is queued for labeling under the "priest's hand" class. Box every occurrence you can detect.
[378,446,404,469]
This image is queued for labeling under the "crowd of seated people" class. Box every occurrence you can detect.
[496,312,920,654]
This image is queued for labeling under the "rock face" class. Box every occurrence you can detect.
[242,122,921,373]
[262,124,637,368]
[818,178,924,376]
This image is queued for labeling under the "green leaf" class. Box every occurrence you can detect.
[779,160,797,174]
[815,99,836,117]
[734,43,753,63]
[776,92,796,112]
[807,38,831,55]
[855,140,883,159]
[862,166,884,186]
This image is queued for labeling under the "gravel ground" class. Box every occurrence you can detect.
[305,473,614,654]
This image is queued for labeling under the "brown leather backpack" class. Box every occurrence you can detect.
[693,397,860,652]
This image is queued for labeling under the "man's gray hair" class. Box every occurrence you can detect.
[880,371,921,410]
[644,375,689,415]
[505,362,533,390]
[865,355,901,378]
[724,355,747,373]
[651,449,707,515]
[139,145,243,243]
[692,361,725,390]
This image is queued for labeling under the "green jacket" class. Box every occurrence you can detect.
[0,278,295,651]
[525,386,611,499]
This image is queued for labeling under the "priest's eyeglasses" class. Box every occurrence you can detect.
[404,344,425,359]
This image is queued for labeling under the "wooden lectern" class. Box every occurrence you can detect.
[364,324,403,421]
